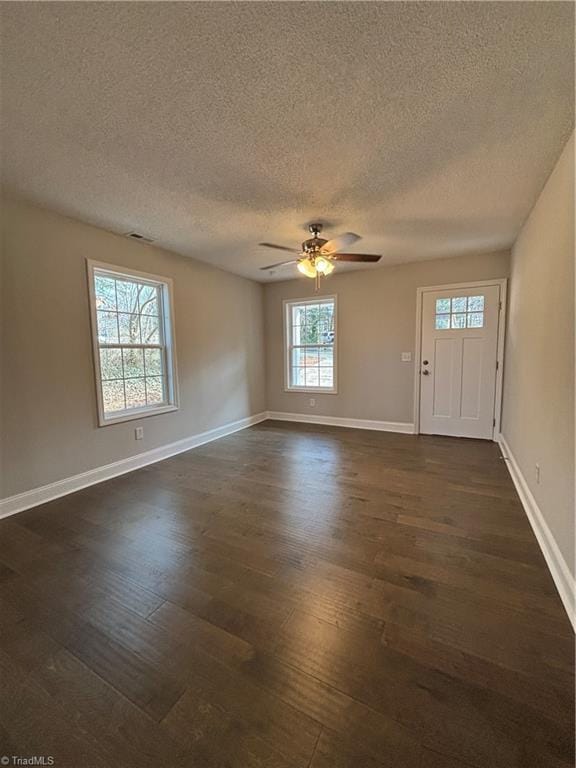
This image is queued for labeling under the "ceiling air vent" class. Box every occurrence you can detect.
[124,232,155,244]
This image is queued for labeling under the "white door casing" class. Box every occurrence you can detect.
[418,283,502,439]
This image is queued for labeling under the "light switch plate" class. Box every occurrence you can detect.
[401,352,412,362]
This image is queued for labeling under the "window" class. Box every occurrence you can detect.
[435,295,484,330]
[285,297,336,392]
[87,261,178,425]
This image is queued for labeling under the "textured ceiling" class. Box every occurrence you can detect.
[1,2,574,282]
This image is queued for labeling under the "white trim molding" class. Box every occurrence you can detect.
[267,411,415,434]
[498,434,576,632]
[0,412,268,520]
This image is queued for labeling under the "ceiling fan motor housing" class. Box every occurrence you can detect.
[302,236,328,255]
[302,223,328,255]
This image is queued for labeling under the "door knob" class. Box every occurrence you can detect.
[422,370,430,375]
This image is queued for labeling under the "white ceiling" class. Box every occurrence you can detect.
[1,2,574,282]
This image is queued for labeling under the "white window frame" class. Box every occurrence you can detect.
[87,259,179,426]
[284,295,338,394]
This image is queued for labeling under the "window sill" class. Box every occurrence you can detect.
[284,387,338,395]
[98,404,179,427]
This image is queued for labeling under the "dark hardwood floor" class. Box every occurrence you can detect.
[0,421,573,768]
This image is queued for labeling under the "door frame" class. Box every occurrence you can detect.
[413,278,508,441]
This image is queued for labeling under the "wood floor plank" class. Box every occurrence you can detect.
[419,748,473,768]
[0,649,112,768]
[309,728,394,768]
[162,655,321,768]
[239,651,420,766]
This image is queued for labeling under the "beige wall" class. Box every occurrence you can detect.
[1,198,266,498]
[264,250,510,422]
[501,132,575,579]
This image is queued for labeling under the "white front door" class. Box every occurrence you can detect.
[419,284,501,439]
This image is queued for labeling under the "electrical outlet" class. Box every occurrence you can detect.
[135,427,144,440]
[309,398,316,407]
[535,463,541,484]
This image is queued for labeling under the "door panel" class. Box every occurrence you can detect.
[432,338,456,417]
[460,337,483,418]
[419,285,500,439]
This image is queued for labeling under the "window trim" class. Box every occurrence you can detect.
[283,295,338,394]
[86,259,179,426]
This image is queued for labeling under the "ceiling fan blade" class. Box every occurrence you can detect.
[258,242,299,253]
[260,259,298,270]
[320,232,361,255]
[332,253,381,262]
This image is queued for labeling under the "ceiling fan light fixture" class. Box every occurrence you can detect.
[297,258,317,278]
[315,256,334,275]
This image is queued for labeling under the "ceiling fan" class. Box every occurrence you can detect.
[259,224,381,289]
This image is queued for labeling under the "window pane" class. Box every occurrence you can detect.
[435,314,450,330]
[301,324,319,344]
[319,347,333,366]
[95,276,117,311]
[138,285,159,316]
[118,313,141,344]
[102,380,125,413]
[305,368,320,387]
[467,295,484,312]
[451,297,467,312]
[125,378,146,409]
[116,280,141,313]
[319,304,333,325]
[305,304,320,319]
[303,347,320,367]
[319,324,334,344]
[319,368,333,387]
[467,312,484,328]
[291,349,307,368]
[291,306,305,326]
[304,305,321,342]
[451,313,467,329]
[144,348,163,376]
[435,298,450,314]
[146,376,165,405]
[291,367,305,387]
[140,315,160,345]
[100,348,123,380]
[123,348,145,378]
[97,311,119,344]
[292,325,303,345]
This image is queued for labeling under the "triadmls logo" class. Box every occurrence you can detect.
[1,758,55,766]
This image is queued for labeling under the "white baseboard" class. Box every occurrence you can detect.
[0,412,268,520]
[266,411,415,434]
[498,434,575,632]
